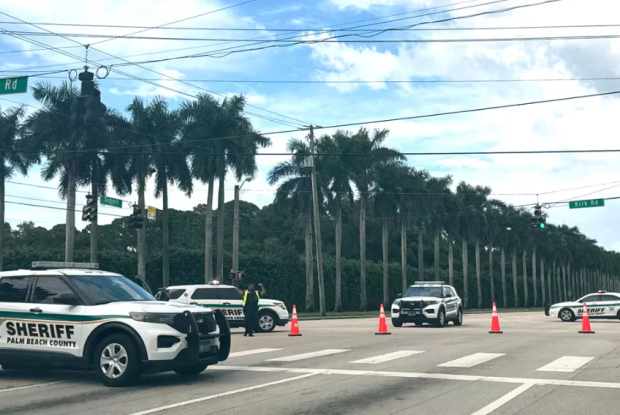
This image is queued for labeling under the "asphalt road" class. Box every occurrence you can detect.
[2,311,620,415]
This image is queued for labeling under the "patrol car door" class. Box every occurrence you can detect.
[23,276,85,356]
[442,287,458,317]
[217,287,245,322]
[576,294,602,318]
[595,294,620,317]
[0,276,32,351]
[189,287,222,310]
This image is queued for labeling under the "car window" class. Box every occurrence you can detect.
[191,288,219,300]
[166,289,186,300]
[403,286,442,297]
[218,288,243,301]
[0,277,31,303]
[579,295,601,303]
[443,287,452,297]
[450,288,458,297]
[69,274,155,305]
[33,277,75,304]
[598,295,619,302]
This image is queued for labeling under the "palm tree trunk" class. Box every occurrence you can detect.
[562,264,567,301]
[418,230,424,281]
[489,240,495,306]
[556,263,562,302]
[204,176,214,283]
[512,249,518,307]
[522,250,528,307]
[65,166,76,262]
[462,238,468,309]
[0,173,4,271]
[567,264,572,299]
[401,220,407,293]
[382,218,389,307]
[359,194,367,311]
[434,231,440,280]
[90,160,98,264]
[547,265,552,304]
[162,179,170,288]
[475,238,482,309]
[305,206,315,312]
[137,176,146,278]
[334,204,342,312]
[448,240,454,287]
[216,174,225,282]
[501,248,507,307]
[532,247,537,307]
[541,257,546,306]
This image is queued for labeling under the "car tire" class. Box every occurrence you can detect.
[453,308,463,326]
[414,322,423,326]
[1,363,23,370]
[94,333,141,387]
[617,310,620,320]
[256,310,277,333]
[435,309,446,327]
[392,318,403,327]
[174,363,209,376]
[559,308,576,322]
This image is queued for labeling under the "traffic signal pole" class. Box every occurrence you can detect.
[308,126,326,317]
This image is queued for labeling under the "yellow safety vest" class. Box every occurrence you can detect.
[243,290,260,306]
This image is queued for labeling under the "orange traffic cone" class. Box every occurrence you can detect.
[579,303,595,334]
[288,305,302,337]
[489,302,503,334]
[375,304,391,335]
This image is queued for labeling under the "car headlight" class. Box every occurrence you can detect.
[130,312,177,325]
[393,300,401,308]
[273,302,286,310]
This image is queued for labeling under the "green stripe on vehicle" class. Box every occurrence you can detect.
[0,311,129,322]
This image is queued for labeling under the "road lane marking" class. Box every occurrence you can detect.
[350,350,426,364]
[470,383,535,415]
[438,353,505,368]
[0,381,64,393]
[267,349,350,362]
[536,356,594,373]
[229,348,283,358]
[212,366,620,389]
[127,373,318,415]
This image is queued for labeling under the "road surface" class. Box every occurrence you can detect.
[2,311,619,415]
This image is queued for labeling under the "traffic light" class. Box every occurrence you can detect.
[84,86,106,126]
[71,95,85,126]
[129,204,144,229]
[531,204,546,229]
[76,69,106,127]
[81,194,97,222]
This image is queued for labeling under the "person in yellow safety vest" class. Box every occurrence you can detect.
[234,282,266,337]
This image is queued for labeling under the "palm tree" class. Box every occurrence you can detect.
[0,105,29,270]
[424,176,453,282]
[348,127,403,311]
[23,81,91,262]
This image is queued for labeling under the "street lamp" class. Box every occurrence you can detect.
[233,178,252,274]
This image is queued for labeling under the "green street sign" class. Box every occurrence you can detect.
[569,199,605,209]
[0,76,28,95]
[100,196,123,208]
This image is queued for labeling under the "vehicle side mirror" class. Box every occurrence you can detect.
[397,293,402,299]
[53,292,80,306]
[444,293,452,298]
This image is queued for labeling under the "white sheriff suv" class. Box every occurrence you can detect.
[391,281,463,327]
[547,290,620,322]
[156,282,289,333]
[0,262,231,387]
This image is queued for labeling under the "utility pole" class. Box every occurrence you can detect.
[233,184,240,274]
[308,126,326,316]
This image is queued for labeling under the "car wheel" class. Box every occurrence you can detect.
[453,308,463,326]
[617,310,620,320]
[1,363,23,370]
[559,308,576,322]
[435,309,446,327]
[414,322,423,326]
[94,333,141,387]
[392,318,403,327]
[256,310,277,333]
[174,363,209,376]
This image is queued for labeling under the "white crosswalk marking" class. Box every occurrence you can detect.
[350,350,426,364]
[229,348,283,358]
[267,349,350,362]
[438,353,505,368]
[536,356,594,373]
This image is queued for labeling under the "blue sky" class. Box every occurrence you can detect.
[1,0,620,250]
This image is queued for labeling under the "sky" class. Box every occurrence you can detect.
[1,0,620,250]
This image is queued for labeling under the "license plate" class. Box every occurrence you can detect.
[409,310,420,316]
[199,340,212,353]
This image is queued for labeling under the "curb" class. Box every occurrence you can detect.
[297,308,544,321]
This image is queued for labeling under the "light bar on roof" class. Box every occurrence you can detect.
[32,261,99,270]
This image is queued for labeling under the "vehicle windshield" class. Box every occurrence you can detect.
[70,274,156,305]
[403,286,443,298]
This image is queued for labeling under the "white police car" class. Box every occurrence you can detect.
[547,290,620,322]
[156,282,289,333]
[0,262,231,387]
[391,281,463,327]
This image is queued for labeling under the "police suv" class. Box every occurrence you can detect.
[0,262,231,387]
[547,290,620,322]
[156,282,289,333]
[391,281,463,327]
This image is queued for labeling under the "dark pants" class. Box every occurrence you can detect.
[244,307,258,335]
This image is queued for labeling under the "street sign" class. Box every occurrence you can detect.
[147,206,156,220]
[0,76,28,95]
[99,195,123,208]
[569,199,605,209]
